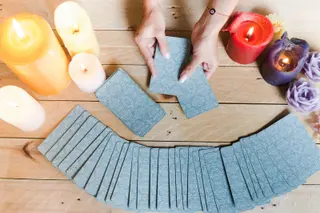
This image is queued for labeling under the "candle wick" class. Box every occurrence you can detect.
[7,101,19,108]
[80,64,88,73]
[245,27,254,42]
[72,24,80,35]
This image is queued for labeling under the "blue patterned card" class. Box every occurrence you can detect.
[221,146,255,211]
[65,128,112,179]
[150,36,219,118]
[38,105,86,155]
[110,143,142,209]
[150,37,189,96]
[58,122,106,173]
[96,69,166,137]
[72,132,112,188]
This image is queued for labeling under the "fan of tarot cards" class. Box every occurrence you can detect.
[38,105,320,213]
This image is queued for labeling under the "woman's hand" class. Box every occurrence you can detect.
[180,24,219,83]
[179,15,220,83]
[135,3,169,77]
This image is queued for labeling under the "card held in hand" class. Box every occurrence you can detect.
[150,36,219,118]
[150,37,190,96]
[96,69,166,137]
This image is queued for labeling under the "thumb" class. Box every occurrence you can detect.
[179,56,201,83]
[156,34,170,59]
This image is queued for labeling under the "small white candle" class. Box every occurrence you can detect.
[69,53,106,93]
[54,1,100,56]
[0,86,46,132]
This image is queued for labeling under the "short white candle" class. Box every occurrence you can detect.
[69,53,106,93]
[54,1,100,56]
[0,86,46,132]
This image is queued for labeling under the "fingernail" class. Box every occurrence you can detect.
[164,53,171,59]
[179,75,187,83]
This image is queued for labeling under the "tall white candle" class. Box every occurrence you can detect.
[0,86,46,132]
[69,53,106,93]
[54,1,100,56]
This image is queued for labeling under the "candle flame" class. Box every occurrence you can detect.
[279,57,291,68]
[80,64,88,73]
[12,18,25,39]
[282,58,289,64]
[245,27,254,41]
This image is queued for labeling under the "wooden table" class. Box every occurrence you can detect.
[1,0,320,212]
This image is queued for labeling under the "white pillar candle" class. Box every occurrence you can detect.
[69,53,106,93]
[0,86,45,132]
[54,1,100,56]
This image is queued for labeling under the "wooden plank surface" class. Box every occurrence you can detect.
[1,0,320,212]
[0,180,319,213]
[0,64,286,104]
[2,0,320,49]
[0,101,291,141]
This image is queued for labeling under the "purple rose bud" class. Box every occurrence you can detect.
[303,52,320,82]
[287,78,320,113]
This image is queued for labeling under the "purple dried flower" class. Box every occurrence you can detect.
[303,52,320,82]
[287,78,320,113]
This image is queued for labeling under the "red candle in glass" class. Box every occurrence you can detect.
[224,12,274,64]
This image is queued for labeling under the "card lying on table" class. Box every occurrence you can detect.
[150,36,219,118]
[96,69,166,137]
[38,105,320,213]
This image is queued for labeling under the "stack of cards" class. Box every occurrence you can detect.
[38,105,320,213]
[150,36,219,119]
[96,69,166,137]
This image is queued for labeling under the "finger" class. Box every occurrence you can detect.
[179,56,201,83]
[146,57,157,77]
[202,62,211,71]
[135,36,158,76]
[139,45,157,77]
[204,63,218,79]
[156,34,170,59]
[150,46,155,57]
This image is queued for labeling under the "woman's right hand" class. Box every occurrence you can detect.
[135,3,170,77]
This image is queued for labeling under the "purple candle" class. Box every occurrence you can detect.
[260,32,309,86]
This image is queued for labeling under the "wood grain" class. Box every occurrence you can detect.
[0,64,286,104]
[2,0,320,49]
[1,0,320,212]
[0,101,291,141]
[0,180,319,213]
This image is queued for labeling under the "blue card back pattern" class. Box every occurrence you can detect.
[66,128,112,179]
[58,122,106,173]
[150,37,190,96]
[150,36,219,119]
[137,147,151,211]
[96,69,166,137]
[220,146,255,211]
[201,149,237,213]
[38,105,86,155]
